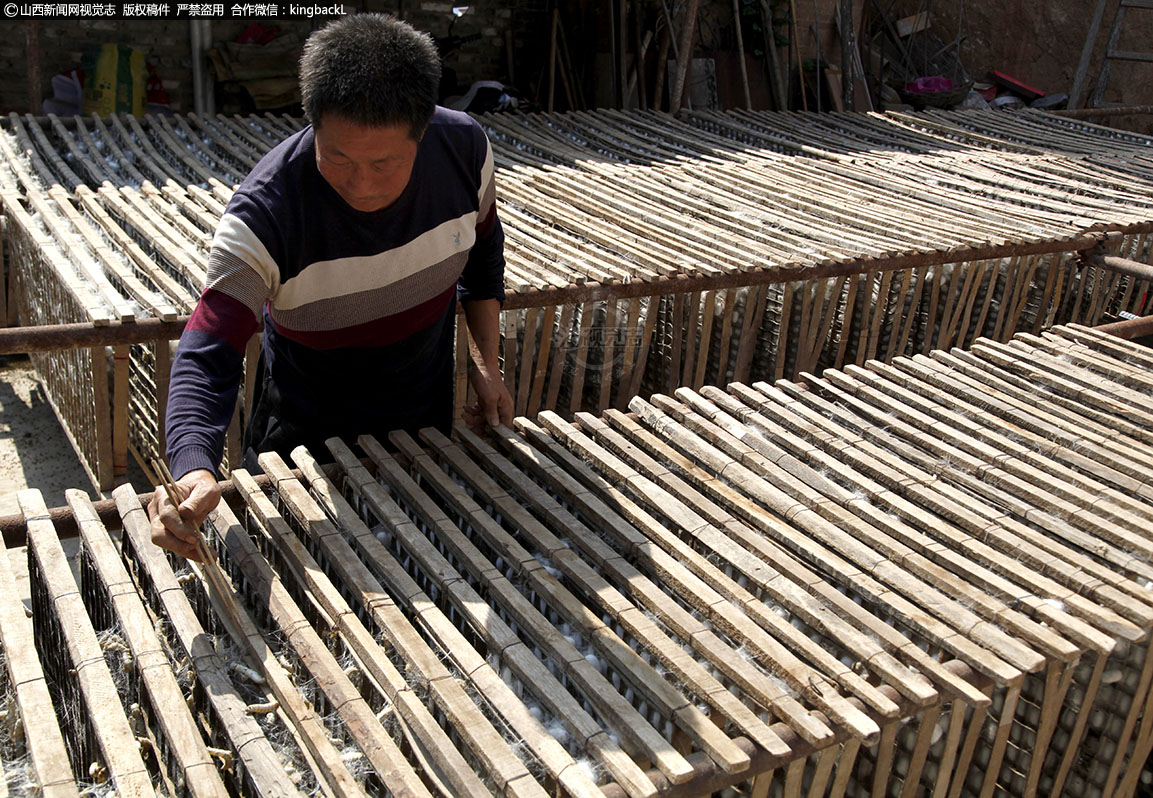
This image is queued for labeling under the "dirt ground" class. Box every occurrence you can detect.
[0,354,100,517]
[0,354,152,600]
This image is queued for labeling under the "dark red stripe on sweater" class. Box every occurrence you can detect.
[186,289,260,353]
[270,283,456,350]
[477,204,498,238]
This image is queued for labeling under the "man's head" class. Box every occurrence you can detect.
[299,13,441,138]
[301,14,441,212]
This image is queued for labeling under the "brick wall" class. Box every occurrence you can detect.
[2,1,550,115]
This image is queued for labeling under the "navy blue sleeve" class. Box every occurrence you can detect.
[458,122,506,304]
[165,290,257,478]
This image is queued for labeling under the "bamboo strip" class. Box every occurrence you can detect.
[925,347,1153,510]
[870,721,899,798]
[250,456,560,798]
[532,412,891,738]
[111,484,300,798]
[324,438,661,798]
[67,490,230,798]
[930,701,970,798]
[626,396,1029,684]
[0,526,77,798]
[828,738,861,798]
[764,375,1146,635]
[697,384,1092,661]
[393,430,751,776]
[946,687,993,798]
[19,490,154,797]
[224,471,455,798]
[836,362,1153,551]
[590,409,989,708]
[977,682,1021,798]
[436,426,790,759]
[1023,661,1074,798]
[890,353,1153,530]
[362,435,696,786]
[505,417,843,743]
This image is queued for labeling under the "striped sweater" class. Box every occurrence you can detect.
[165,107,505,478]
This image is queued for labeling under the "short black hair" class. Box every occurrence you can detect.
[299,13,441,138]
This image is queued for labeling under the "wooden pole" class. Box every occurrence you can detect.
[669,0,701,113]
[634,0,650,109]
[839,0,855,108]
[760,0,787,109]
[26,22,42,115]
[652,25,672,110]
[790,0,807,110]
[732,0,753,108]
[549,7,560,111]
[0,317,190,355]
[620,0,630,107]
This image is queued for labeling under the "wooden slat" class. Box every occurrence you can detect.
[0,530,77,798]
[324,438,660,798]
[19,490,154,797]
[111,484,300,798]
[66,490,229,798]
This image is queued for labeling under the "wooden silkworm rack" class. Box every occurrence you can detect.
[1,109,1151,490]
[3,323,1152,797]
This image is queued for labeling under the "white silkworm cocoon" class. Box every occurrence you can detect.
[547,720,570,747]
[577,758,598,783]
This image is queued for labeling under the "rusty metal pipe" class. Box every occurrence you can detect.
[0,317,189,355]
[0,234,1120,355]
[1,470,292,548]
[1094,314,1153,339]
[1097,255,1153,283]
[503,233,1115,309]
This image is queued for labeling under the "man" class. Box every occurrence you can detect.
[150,13,512,560]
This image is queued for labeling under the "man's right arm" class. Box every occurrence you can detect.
[151,286,260,559]
[165,289,259,479]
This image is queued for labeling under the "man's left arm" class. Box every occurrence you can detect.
[462,298,513,427]
[459,128,512,428]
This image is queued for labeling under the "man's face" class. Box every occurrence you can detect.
[314,115,421,213]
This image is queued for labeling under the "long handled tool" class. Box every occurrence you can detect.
[152,458,244,634]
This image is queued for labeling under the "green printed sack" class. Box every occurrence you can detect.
[82,44,146,116]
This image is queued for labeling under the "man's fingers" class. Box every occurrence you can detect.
[179,485,214,526]
[152,527,204,561]
[149,503,203,561]
[151,486,200,545]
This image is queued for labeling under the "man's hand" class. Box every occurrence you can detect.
[147,468,221,561]
[462,297,513,430]
[464,360,513,429]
